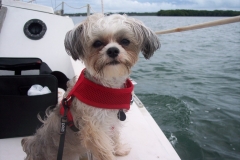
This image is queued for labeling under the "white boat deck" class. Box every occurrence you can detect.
[0,100,180,160]
[116,100,180,160]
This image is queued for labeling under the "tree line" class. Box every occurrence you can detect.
[64,12,157,16]
[64,10,240,17]
[157,10,240,16]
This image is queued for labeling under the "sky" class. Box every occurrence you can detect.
[35,0,240,13]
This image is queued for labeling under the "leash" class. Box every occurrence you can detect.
[57,98,69,160]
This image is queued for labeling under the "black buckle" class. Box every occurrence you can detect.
[62,97,71,110]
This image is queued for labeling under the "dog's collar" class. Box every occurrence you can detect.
[59,68,134,131]
[66,68,133,109]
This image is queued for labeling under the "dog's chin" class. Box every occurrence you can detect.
[106,60,120,66]
[102,63,130,79]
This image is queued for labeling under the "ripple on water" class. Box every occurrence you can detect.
[136,94,193,131]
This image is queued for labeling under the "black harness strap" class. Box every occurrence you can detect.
[57,98,68,160]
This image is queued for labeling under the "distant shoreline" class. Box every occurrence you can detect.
[64,9,240,17]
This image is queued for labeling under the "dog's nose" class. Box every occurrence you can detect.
[107,47,119,58]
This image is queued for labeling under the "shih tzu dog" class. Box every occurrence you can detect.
[22,13,160,160]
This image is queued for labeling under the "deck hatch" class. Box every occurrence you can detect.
[23,19,47,40]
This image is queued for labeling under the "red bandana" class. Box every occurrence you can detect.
[68,68,133,109]
[60,69,134,128]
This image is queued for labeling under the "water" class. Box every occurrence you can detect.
[71,16,240,160]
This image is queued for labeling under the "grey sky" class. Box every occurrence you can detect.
[36,0,240,13]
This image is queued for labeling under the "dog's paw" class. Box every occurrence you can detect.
[21,138,27,147]
[21,137,29,151]
[114,144,131,156]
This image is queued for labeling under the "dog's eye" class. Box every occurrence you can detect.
[120,39,130,46]
[93,40,103,48]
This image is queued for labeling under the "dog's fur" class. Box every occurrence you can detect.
[22,13,160,160]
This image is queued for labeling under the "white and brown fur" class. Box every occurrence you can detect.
[21,13,160,160]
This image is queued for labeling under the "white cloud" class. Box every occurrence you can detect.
[90,0,178,13]
[186,0,240,10]
[51,0,178,13]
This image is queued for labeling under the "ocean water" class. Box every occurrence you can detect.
[71,16,240,160]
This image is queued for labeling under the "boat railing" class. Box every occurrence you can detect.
[156,16,240,35]
[54,2,90,16]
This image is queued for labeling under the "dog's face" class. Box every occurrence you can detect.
[65,14,160,79]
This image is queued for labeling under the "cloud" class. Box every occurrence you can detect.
[100,0,177,13]
[186,0,240,10]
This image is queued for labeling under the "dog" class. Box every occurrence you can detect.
[21,13,160,160]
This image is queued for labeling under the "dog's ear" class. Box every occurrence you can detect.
[64,24,85,60]
[140,26,160,59]
[126,18,160,59]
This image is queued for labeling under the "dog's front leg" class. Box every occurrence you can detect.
[80,122,115,160]
[112,131,131,156]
